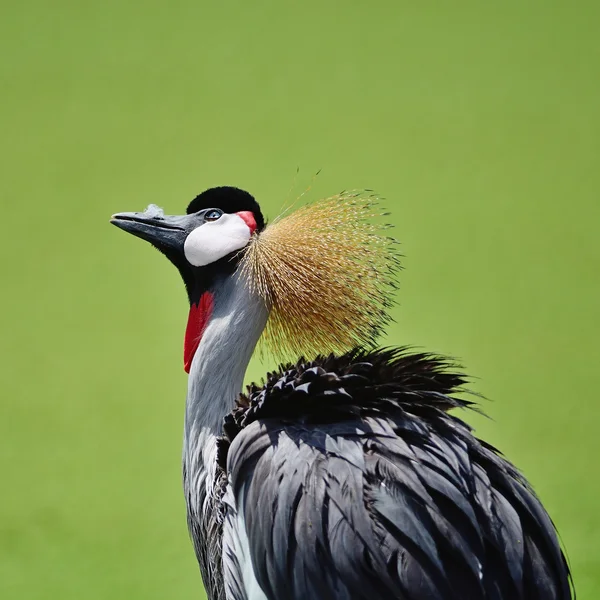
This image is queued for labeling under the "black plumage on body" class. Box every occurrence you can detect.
[215,348,572,600]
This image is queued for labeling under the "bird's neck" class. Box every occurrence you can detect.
[183,269,269,485]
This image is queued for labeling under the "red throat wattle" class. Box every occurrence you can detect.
[184,292,214,373]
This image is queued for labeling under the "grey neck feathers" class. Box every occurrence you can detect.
[183,269,269,486]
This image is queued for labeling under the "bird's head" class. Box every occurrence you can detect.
[111,185,399,370]
[111,186,264,297]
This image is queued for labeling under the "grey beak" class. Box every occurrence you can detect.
[110,211,192,251]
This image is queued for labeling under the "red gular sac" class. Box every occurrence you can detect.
[184,291,214,373]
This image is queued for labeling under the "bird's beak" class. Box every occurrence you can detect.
[110,210,192,251]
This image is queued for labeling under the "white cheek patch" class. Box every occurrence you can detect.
[184,213,253,267]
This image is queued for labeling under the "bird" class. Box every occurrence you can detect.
[111,186,574,600]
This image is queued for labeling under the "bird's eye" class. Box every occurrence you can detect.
[204,209,223,222]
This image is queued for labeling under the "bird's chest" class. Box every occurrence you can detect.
[183,443,228,600]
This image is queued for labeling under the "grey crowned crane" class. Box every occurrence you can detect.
[111,186,574,600]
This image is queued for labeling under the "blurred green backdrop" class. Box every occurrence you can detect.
[1,1,598,598]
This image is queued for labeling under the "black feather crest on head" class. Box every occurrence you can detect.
[186,186,265,231]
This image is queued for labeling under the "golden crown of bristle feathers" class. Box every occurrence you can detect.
[240,191,401,361]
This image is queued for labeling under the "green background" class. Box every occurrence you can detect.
[1,1,598,598]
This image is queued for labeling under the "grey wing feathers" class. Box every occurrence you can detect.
[218,349,573,600]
